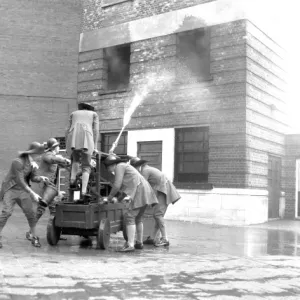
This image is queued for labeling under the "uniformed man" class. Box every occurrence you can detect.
[0,142,48,248]
[26,138,70,240]
[130,157,181,247]
[66,102,99,200]
[104,154,158,252]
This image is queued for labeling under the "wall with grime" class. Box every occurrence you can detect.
[78,19,249,188]
[81,0,215,32]
[0,0,81,180]
[244,21,288,190]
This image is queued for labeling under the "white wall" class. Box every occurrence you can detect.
[127,128,175,181]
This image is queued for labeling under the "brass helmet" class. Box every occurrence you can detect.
[103,154,123,167]
[46,138,59,150]
[130,157,148,168]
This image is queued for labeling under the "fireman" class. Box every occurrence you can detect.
[130,157,181,247]
[66,102,99,200]
[103,154,158,252]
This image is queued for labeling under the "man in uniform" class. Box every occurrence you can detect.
[104,154,158,252]
[26,138,70,240]
[66,102,99,200]
[130,157,181,247]
[0,142,49,248]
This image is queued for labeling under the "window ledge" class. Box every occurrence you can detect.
[173,182,213,190]
[98,88,131,96]
[102,0,133,8]
[172,75,214,85]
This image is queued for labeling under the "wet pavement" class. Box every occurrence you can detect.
[1,206,300,299]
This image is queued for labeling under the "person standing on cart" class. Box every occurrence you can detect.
[26,138,71,240]
[103,154,158,252]
[130,157,181,247]
[0,142,49,248]
[66,102,99,200]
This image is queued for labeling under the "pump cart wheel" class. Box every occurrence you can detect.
[97,218,111,249]
[47,216,61,246]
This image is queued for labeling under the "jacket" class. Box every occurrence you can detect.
[108,163,158,209]
[66,110,99,156]
[141,165,181,205]
[38,151,69,184]
[0,155,42,200]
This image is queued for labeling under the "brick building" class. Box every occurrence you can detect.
[78,0,288,225]
[284,135,300,220]
[0,0,81,180]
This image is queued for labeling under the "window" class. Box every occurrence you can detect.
[104,44,130,90]
[101,132,127,155]
[137,141,162,171]
[174,127,209,183]
[176,28,210,83]
[55,137,66,150]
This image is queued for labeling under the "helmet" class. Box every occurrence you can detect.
[103,154,123,167]
[130,157,148,168]
[46,138,59,150]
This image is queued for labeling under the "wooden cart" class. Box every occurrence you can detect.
[46,153,128,249]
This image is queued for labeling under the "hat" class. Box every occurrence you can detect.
[130,157,148,168]
[46,138,59,150]
[103,154,124,167]
[78,102,95,111]
[19,141,46,156]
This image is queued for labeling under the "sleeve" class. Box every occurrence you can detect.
[108,164,125,198]
[93,112,99,149]
[43,153,68,166]
[11,160,34,192]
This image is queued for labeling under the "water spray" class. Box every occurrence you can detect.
[109,76,157,154]
[108,72,174,154]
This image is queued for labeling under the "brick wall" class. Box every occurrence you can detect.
[82,0,215,31]
[244,20,288,190]
[0,0,82,180]
[78,19,248,188]
[284,135,300,218]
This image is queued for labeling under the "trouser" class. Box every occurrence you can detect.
[0,189,36,235]
[36,199,57,221]
[125,205,147,225]
[71,150,91,174]
[35,182,59,221]
[153,191,168,234]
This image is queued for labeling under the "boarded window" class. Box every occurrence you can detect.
[176,28,210,83]
[174,127,209,183]
[104,44,130,90]
[137,141,162,171]
[101,132,127,155]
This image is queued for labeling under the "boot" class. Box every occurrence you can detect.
[32,236,41,248]
[26,232,33,241]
